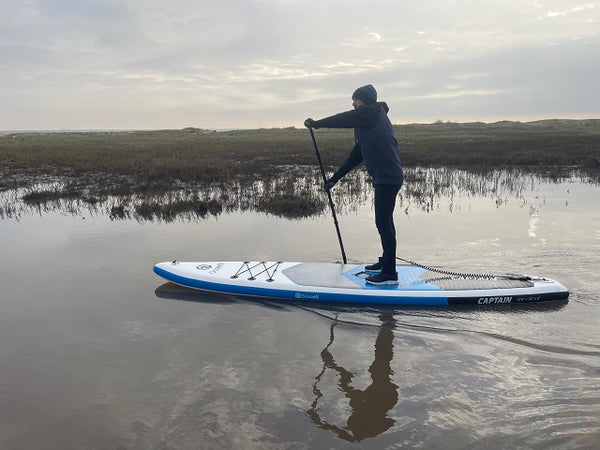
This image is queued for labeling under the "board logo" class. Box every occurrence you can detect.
[478,296,512,304]
[209,263,224,274]
[197,264,212,270]
[295,292,319,300]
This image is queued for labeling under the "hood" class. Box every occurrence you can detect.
[377,101,389,114]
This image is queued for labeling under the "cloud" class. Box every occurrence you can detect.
[1,0,599,129]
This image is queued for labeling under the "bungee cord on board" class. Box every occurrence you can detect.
[396,257,532,282]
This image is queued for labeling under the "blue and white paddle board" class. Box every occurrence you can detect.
[153,260,569,306]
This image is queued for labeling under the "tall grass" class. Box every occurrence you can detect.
[1,119,599,194]
[3,167,586,222]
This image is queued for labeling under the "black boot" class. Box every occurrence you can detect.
[366,271,398,286]
[365,257,383,273]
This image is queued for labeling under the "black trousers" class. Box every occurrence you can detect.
[374,184,402,274]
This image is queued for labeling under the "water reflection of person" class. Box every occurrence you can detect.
[307,314,399,442]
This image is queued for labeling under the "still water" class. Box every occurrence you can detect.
[0,168,599,449]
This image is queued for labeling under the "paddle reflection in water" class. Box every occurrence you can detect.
[308,314,399,442]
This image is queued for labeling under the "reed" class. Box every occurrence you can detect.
[1,119,599,218]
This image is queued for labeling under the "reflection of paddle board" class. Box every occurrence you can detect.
[153,261,569,306]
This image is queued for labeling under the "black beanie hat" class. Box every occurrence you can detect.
[352,84,377,104]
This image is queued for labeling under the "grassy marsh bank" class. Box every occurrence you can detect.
[1,119,599,218]
[2,119,600,186]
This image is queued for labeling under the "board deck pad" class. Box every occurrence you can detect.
[153,260,569,306]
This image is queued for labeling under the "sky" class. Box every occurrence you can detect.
[1,0,599,130]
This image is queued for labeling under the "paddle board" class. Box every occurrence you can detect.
[153,260,569,306]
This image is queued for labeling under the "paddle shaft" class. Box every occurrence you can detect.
[308,127,348,264]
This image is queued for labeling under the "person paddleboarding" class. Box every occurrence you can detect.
[305,84,404,286]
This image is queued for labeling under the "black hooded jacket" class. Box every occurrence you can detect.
[311,102,403,186]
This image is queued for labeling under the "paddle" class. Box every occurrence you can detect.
[307,126,348,264]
